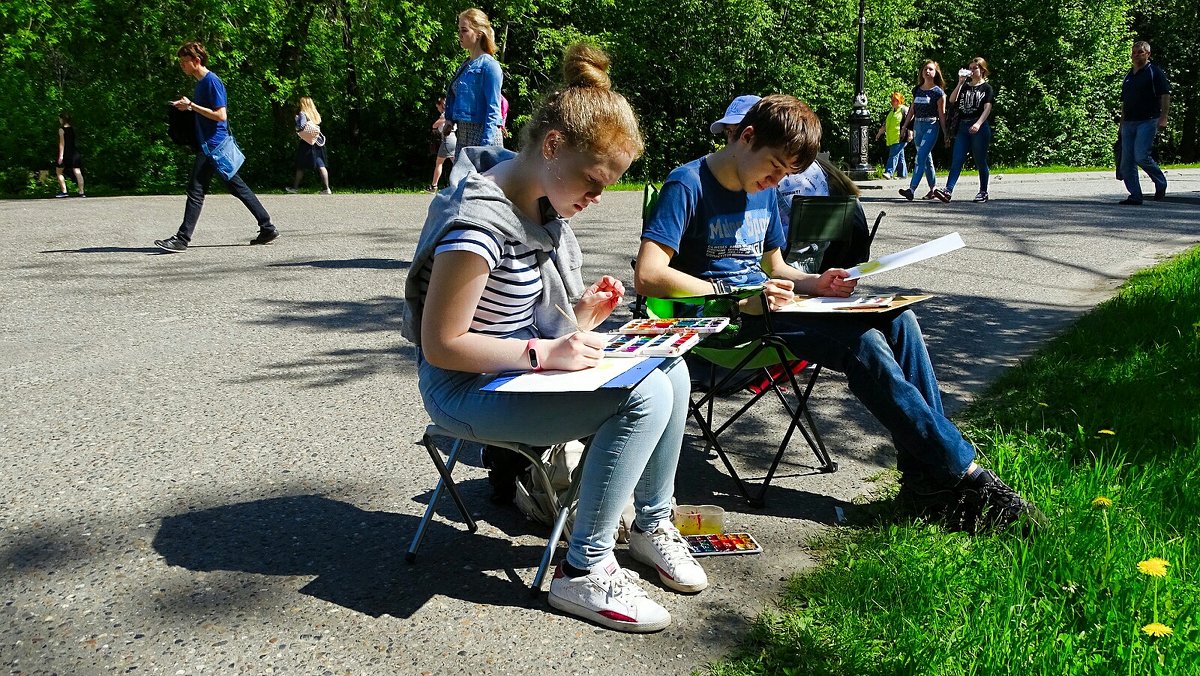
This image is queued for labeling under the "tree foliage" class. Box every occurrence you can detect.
[2,0,1187,195]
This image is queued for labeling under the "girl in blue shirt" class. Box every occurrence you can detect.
[443,9,505,149]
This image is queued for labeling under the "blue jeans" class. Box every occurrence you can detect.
[418,354,690,570]
[908,119,939,191]
[177,152,274,243]
[885,142,908,177]
[945,121,991,194]
[744,310,975,487]
[1121,119,1166,200]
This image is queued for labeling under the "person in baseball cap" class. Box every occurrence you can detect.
[709,94,762,140]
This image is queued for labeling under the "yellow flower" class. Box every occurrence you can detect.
[1091,496,1113,509]
[1142,622,1173,638]
[1098,429,1116,436]
[1137,558,1169,578]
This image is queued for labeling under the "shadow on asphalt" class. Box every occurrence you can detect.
[153,495,550,618]
[267,258,411,270]
[39,246,164,255]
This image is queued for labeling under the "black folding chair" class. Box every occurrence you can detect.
[786,194,884,273]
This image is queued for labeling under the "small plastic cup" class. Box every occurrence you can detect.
[673,505,725,535]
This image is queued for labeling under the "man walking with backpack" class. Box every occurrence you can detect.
[1118,40,1171,206]
[155,41,279,252]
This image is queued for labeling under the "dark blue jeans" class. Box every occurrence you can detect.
[1120,119,1166,200]
[177,153,275,243]
[743,309,975,487]
[945,121,991,194]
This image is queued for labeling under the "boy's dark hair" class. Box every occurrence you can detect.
[733,94,822,170]
[177,41,208,67]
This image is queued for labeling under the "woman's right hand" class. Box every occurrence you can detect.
[539,331,607,371]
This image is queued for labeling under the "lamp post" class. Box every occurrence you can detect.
[847,0,872,180]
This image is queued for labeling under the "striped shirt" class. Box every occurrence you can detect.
[417,223,542,337]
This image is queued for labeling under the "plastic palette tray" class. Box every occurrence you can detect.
[602,331,700,358]
[684,532,762,556]
[616,317,730,335]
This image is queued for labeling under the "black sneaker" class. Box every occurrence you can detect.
[249,229,279,245]
[955,469,1044,535]
[154,236,188,253]
[933,188,951,203]
[898,187,915,201]
[1118,197,1143,206]
[1153,186,1166,201]
[973,191,989,203]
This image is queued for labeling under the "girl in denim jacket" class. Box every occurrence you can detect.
[443,8,504,149]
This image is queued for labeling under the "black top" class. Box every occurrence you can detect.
[954,81,996,125]
[1122,63,1170,121]
[61,125,77,157]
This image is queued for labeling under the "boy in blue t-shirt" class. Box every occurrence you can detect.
[636,94,1041,535]
[154,41,278,253]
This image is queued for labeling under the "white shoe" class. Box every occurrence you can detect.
[284,187,298,194]
[319,188,332,195]
[548,554,670,633]
[628,522,708,592]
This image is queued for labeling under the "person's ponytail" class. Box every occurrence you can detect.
[521,42,642,159]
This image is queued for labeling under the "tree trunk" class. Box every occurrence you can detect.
[337,0,361,146]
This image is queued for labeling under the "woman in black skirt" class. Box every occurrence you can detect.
[54,112,85,198]
[287,97,331,194]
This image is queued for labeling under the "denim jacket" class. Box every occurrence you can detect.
[445,54,504,130]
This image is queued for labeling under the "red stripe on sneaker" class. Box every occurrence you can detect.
[656,565,676,581]
[599,610,638,623]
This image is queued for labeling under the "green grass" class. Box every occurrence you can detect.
[706,247,1200,675]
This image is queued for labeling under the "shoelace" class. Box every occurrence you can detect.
[652,528,696,566]
[604,568,647,602]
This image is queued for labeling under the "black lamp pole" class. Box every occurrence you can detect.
[847,0,872,179]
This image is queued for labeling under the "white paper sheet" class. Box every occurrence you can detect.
[844,232,966,280]
[491,357,651,392]
[779,295,895,312]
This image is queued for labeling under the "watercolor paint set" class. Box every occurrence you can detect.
[684,532,762,556]
[603,331,701,358]
[615,317,730,335]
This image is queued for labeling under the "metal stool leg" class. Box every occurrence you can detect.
[532,504,571,597]
[406,436,477,563]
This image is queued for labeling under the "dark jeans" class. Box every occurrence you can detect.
[945,121,991,194]
[177,153,274,243]
[742,309,975,487]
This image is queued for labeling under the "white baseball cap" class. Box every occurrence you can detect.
[709,95,762,135]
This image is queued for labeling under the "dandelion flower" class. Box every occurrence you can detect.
[1091,496,1112,509]
[1137,558,1169,578]
[1142,622,1173,637]
[1098,429,1116,436]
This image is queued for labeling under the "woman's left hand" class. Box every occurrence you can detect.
[574,275,625,328]
[969,123,981,134]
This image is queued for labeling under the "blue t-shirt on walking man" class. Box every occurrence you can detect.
[193,71,229,147]
[642,157,787,288]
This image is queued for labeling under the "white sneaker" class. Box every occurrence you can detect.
[628,522,708,592]
[284,187,298,194]
[548,554,670,633]
[319,188,332,195]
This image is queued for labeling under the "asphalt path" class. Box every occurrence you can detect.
[2,169,1199,675]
